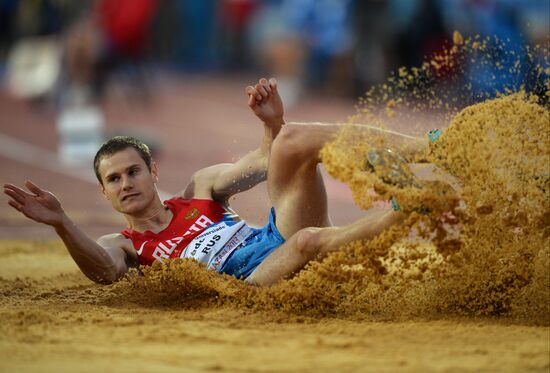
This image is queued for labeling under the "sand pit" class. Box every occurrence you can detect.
[0,241,548,372]
[2,34,550,372]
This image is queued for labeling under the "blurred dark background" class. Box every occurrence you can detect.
[0,0,547,107]
[0,0,548,238]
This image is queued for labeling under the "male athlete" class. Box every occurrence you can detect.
[4,78,420,286]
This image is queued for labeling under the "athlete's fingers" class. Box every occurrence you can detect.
[7,199,23,212]
[247,93,256,108]
[4,183,25,194]
[259,78,271,94]
[245,85,255,97]
[247,84,266,104]
[25,180,45,196]
[254,83,269,100]
[269,77,278,93]
[3,184,32,200]
[4,188,26,205]
[246,86,262,102]
[255,83,268,98]
[248,84,262,101]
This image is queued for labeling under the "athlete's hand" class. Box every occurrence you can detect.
[3,181,66,227]
[246,78,284,127]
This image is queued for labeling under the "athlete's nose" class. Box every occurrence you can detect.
[121,174,133,191]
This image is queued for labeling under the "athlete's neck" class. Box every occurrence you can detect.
[126,201,173,233]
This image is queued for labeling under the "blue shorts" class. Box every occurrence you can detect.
[220,208,285,279]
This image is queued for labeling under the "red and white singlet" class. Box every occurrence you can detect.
[121,198,253,271]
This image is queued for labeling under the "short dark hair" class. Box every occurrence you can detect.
[93,136,152,185]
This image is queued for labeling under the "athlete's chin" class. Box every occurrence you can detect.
[116,198,147,214]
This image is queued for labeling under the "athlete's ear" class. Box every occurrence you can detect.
[99,183,109,200]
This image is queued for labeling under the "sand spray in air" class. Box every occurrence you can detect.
[109,32,549,325]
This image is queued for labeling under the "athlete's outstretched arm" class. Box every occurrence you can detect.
[3,181,137,284]
[185,78,285,202]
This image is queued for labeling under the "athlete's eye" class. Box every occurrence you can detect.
[107,175,119,183]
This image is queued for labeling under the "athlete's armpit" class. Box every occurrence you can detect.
[180,164,233,201]
[96,234,139,280]
[182,178,196,199]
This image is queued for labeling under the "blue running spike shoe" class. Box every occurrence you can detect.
[366,147,422,189]
[365,147,426,212]
[428,129,442,143]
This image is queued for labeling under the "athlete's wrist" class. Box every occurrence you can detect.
[267,115,284,122]
[263,118,284,140]
[52,212,73,231]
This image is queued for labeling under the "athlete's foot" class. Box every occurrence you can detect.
[365,147,430,213]
[365,147,422,188]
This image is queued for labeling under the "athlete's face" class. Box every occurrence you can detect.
[98,148,158,214]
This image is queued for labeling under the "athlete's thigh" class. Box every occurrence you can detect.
[245,231,304,286]
[268,159,331,240]
[266,123,340,239]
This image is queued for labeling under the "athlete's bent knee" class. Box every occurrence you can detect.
[272,125,318,164]
[294,227,324,260]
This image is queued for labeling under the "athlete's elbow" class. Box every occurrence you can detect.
[211,185,233,203]
[86,271,116,285]
[93,275,115,285]
[85,265,127,285]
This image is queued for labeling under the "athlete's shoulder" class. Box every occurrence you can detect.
[182,164,233,200]
[97,232,131,249]
[164,196,187,207]
[97,232,139,264]
[164,195,219,210]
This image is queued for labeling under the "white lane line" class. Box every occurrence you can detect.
[0,133,172,200]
